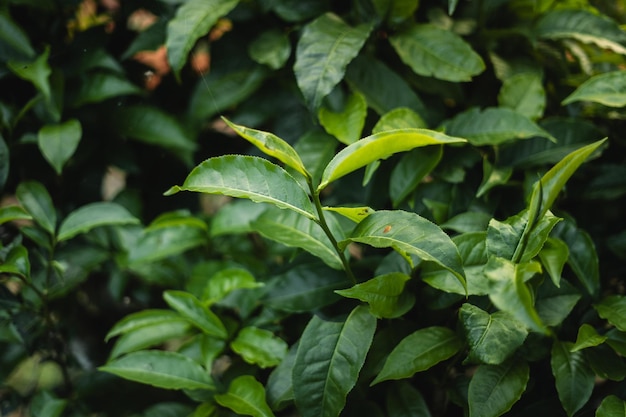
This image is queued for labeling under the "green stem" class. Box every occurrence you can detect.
[308,180,356,285]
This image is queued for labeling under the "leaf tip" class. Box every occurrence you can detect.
[164,186,182,196]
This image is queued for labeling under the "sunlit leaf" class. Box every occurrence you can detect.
[468,359,530,417]
[202,267,263,305]
[215,375,275,417]
[57,202,139,242]
[551,340,594,417]
[373,107,427,133]
[323,206,374,223]
[231,327,288,368]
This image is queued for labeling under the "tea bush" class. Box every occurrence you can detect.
[1,0,626,416]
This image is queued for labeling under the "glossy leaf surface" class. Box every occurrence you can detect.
[202,267,262,305]
[468,359,530,417]
[215,375,275,417]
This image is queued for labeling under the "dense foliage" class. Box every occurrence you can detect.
[2,0,626,416]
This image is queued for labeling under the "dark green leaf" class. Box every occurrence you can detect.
[0,134,8,190]
[70,72,142,107]
[585,344,626,381]
[29,391,67,417]
[294,13,372,109]
[498,72,546,120]
[202,267,262,305]
[0,12,35,61]
[372,326,462,385]
[211,200,268,237]
[538,237,569,288]
[163,290,227,338]
[535,279,581,327]
[57,202,139,242]
[0,245,30,278]
[99,350,214,390]
[476,158,513,198]
[596,395,626,417]
[390,146,443,207]
[16,180,56,235]
[444,107,555,146]
[459,303,528,365]
[468,359,530,417]
[231,327,288,368]
[318,91,367,145]
[390,24,484,82]
[37,119,82,175]
[551,340,594,417]
[249,29,291,70]
[386,381,431,417]
[272,0,330,22]
[215,375,275,417]
[105,309,183,342]
[165,156,315,219]
[109,319,192,359]
[441,212,492,234]
[595,296,626,332]
[166,0,240,78]
[7,47,51,102]
[266,342,297,410]
[294,130,337,187]
[293,305,376,417]
[606,330,626,356]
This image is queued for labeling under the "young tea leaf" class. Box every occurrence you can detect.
[323,206,374,223]
[215,375,275,417]
[571,324,607,352]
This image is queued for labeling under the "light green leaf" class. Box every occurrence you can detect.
[57,202,139,242]
[211,200,268,237]
[7,47,51,102]
[444,107,555,146]
[342,210,466,290]
[596,395,626,417]
[0,205,32,226]
[202,267,262,305]
[498,72,546,120]
[163,290,227,338]
[571,324,607,352]
[390,24,485,82]
[29,391,67,417]
[538,237,569,287]
[323,206,374,223]
[293,305,376,417]
[37,119,82,175]
[165,156,315,219]
[335,273,414,318]
[109,319,192,359]
[215,375,275,417]
[535,10,626,55]
[222,118,309,178]
[99,350,214,390]
[251,207,343,270]
[319,129,465,190]
[595,296,626,332]
[231,327,288,368]
[166,0,240,78]
[372,326,462,385]
[70,72,142,107]
[563,71,626,107]
[249,29,291,70]
[459,303,528,365]
[16,180,56,235]
[551,340,595,417]
[105,309,182,342]
[112,105,196,164]
[318,91,367,145]
[0,12,35,61]
[294,13,373,109]
[390,146,443,207]
[373,107,427,133]
[386,381,431,417]
[484,257,548,334]
[468,359,530,417]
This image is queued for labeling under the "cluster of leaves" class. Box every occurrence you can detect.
[2,0,626,416]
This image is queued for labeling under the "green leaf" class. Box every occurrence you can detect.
[373,107,427,133]
[476,158,513,198]
[535,10,626,55]
[0,205,32,226]
[293,305,376,417]
[535,279,581,327]
[222,118,309,178]
[163,290,227,339]
[267,342,297,410]
[0,12,35,61]
[318,91,367,145]
[444,107,555,146]
[166,0,240,78]
[294,130,337,187]
[372,326,462,385]
[57,202,139,242]
[37,119,82,175]
[215,375,275,417]
[231,327,288,368]
[441,212,492,234]
[99,350,214,390]
[586,344,626,381]
[105,309,182,342]
[538,237,569,287]
[211,200,268,237]
[459,303,528,365]
[551,340,595,417]
[318,129,465,190]
[498,73,546,120]
[468,359,530,417]
[112,105,196,164]
[252,207,343,270]
[595,296,626,332]
[29,391,67,417]
[249,29,291,70]
[7,47,51,102]
[263,259,351,312]
[571,324,607,352]
[563,71,626,107]
[70,72,142,107]
[484,257,548,334]
[165,156,315,219]
[335,273,414,319]
[294,13,373,109]
[606,330,626,356]
[109,319,192,359]
[390,146,443,207]
[596,395,626,417]
[386,381,431,417]
[390,24,485,82]
[202,267,263,305]
[16,180,56,235]
[0,245,30,278]
[343,210,466,290]
[323,206,374,223]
